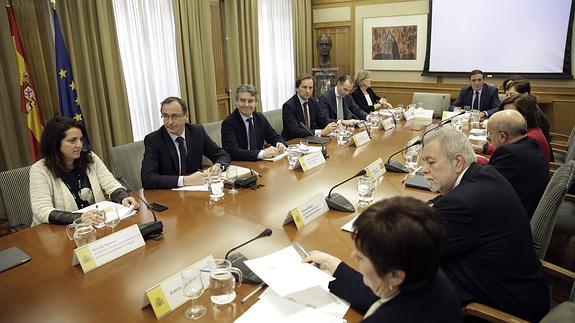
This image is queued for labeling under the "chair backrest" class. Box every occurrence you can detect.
[566,127,575,162]
[201,121,222,166]
[411,92,451,117]
[498,93,507,105]
[541,301,575,323]
[531,160,575,259]
[109,141,145,191]
[0,166,33,228]
[262,108,283,134]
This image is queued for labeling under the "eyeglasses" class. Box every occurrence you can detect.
[161,114,184,121]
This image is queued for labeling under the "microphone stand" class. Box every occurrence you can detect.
[117,176,164,240]
[299,122,329,158]
[225,228,272,284]
[347,109,371,139]
[325,169,367,212]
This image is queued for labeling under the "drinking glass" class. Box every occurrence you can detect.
[226,165,238,194]
[470,108,481,128]
[181,267,206,320]
[404,147,421,172]
[357,175,375,208]
[453,106,463,113]
[299,139,309,153]
[287,144,302,170]
[346,126,355,140]
[336,126,347,145]
[463,105,471,112]
[103,207,120,233]
[208,173,225,201]
[392,108,403,121]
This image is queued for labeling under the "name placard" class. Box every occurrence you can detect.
[365,158,386,180]
[299,151,326,172]
[403,109,415,121]
[352,131,371,147]
[72,224,145,273]
[382,117,395,131]
[283,194,329,229]
[441,111,460,121]
[141,255,213,319]
[414,108,434,121]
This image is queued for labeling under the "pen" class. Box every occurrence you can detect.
[401,173,409,184]
[240,282,266,304]
[294,242,321,268]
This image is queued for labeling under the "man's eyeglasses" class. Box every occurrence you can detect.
[161,114,184,121]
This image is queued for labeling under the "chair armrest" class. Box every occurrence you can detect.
[566,194,575,202]
[462,303,528,323]
[542,260,575,282]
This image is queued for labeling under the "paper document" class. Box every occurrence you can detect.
[172,184,208,192]
[261,286,349,320]
[74,200,136,220]
[340,215,359,233]
[263,145,322,162]
[468,133,487,141]
[222,165,253,180]
[244,246,335,297]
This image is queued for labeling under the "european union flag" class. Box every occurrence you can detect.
[53,8,90,148]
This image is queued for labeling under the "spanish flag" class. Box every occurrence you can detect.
[7,4,44,161]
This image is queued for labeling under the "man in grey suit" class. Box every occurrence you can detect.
[318,74,368,127]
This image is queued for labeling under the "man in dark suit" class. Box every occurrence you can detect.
[451,69,500,117]
[141,97,230,189]
[421,128,549,322]
[487,110,549,219]
[281,74,337,140]
[221,84,286,161]
[317,74,368,127]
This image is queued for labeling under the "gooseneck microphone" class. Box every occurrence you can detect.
[299,122,329,158]
[383,106,397,125]
[384,140,422,173]
[325,169,367,212]
[225,228,273,284]
[117,176,164,240]
[347,109,371,139]
[421,110,466,144]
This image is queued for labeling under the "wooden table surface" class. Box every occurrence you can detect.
[0,121,437,323]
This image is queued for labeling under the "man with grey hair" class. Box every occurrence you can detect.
[221,84,286,161]
[487,110,549,218]
[318,74,368,127]
[421,127,549,322]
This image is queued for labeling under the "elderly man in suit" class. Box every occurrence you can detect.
[421,127,549,322]
[318,74,368,127]
[141,97,230,189]
[221,84,286,161]
[281,74,337,140]
[451,69,500,118]
[487,110,549,219]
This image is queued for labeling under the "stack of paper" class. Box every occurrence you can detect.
[75,200,136,220]
[237,246,349,322]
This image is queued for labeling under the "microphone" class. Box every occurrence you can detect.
[299,122,329,158]
[225,228,273,284]
[421,110,466,144]
[384,140,422,173]
[117,176,164,240]
[382,106,396,125]
[347,109,371,139]
[325,169,367,212]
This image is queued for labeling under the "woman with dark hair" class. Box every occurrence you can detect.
[304,197,461,322]
[30,116,139,226]
[351,69,393,113]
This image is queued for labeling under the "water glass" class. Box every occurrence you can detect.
[357,175,376,208]
[103,206,121,233]
[181,267,207,320]
[287,144,302,170]
[208,173,224,201]
[66,217,96,247]
[336,126,347,145]
[453,106,463,113]
[392,107,403,121]
[463,105,471,112]
[346,126,355,140]
[368,113,380,129]
[208,259,242,305]
[470,108,481,128]
[299,139,309,153]
[405,151,420,172]
[226,165,238,194]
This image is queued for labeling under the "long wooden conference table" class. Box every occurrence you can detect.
[0,121,437,322]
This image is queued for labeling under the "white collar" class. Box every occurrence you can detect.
[452,164,471,190]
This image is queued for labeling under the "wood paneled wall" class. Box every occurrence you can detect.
[313,23,352,76]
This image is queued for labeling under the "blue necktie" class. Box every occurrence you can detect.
[176,136,187,175]
[247,118,257,150]
[472,91,479,109]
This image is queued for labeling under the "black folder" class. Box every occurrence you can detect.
[0,247,31,273]
[404,174,431,191]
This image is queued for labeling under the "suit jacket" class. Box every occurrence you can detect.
[434,163,549,322]
[141,124,230,189]
[221,108,285,161]
[329,263,461,323]
[489,137,549,219]
[452,84,500,116]
[281,94,322,140]
[317,87,368,127]
[351,87,381,114]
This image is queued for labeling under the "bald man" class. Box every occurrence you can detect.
[487,110,549,219]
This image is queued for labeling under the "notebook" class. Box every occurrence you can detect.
[0,247,31,273]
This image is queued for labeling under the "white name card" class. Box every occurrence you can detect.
[141,255,213,319]
[441,111,460,121]
[72,224,145,273]
[365,158,386,180]
[283,194,329,229]
[414,108,434,121]
[352,131,371,147]
[403,109,415,121]
[299,151,326,172]
[382,117,395,130]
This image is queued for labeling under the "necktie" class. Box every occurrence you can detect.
[303,101,310,129]
[176,136,187,175]
[247,117,257,150]
[336,96,344,120]
[472,91,479,109]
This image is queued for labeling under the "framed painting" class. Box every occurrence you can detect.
[363,15,427,71]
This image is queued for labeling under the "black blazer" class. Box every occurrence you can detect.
[489,137,549,219]
[317,87,368,127]
[329,263,461,323]
[451,84,500,116]
[281,94,322,140]
[221,108,285,161]
[141,124,230,189]
[434,163,549,322]
[351,87,381,114]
